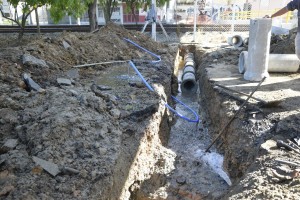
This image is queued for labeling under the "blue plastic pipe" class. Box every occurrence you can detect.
[128,61,154,92]
[124,38,161,64]
[165,96,200,123]
[128,60,200,123]
[125,38,200,123]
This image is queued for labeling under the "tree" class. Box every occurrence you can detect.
[0,0,50,40]
[87,0,97,31]
[98,0,118,24]
[49,0,98,32]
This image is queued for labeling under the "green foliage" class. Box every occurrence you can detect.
[49,0,94,23]
[123,0,169,13]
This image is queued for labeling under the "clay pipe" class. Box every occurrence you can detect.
[205,77,266,152]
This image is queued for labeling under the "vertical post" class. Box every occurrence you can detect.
[120,3,124,24]
[231,1,236,33]
[152,0,156,41]
[69,16,72,25]
[193,0,197,42]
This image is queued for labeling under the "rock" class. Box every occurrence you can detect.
[22,54,48,68]
[176,177,187,185]
[0,185,14,197]
[69,89,79,96]
[23,73,45,93]
[0,139,18,153]
[32,156,60,177]
[61,166,80,175]
[110,108,121,119]
[62,40,71,49]
[96,85,112,91]
[57,78,72,86]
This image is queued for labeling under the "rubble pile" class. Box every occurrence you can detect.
[0,23,177,199]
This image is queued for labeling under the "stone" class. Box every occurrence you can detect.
[32,156,60,176]
[23,73,45,93]
[260,140,277,153]
[62,40,71,49]
[1,139,18,153]
[22,54,48,68]
[57,78,72,86]
[96,85,112,91]
[69,89,79,96]
[0,185,14,196]
[110,108,121,119]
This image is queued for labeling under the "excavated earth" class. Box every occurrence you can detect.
[0,23,300,200]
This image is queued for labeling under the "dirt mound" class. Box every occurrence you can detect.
[0,23,177,199]
[270,28,297,54]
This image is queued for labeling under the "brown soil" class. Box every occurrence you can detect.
[195,32,300,199]
[0,23,177,199]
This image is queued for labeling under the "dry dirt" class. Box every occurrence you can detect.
[195,30,300,199]
[0,23,300,200]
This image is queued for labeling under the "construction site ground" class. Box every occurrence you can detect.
[0,23,300,199]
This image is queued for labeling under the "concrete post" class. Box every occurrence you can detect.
[244,18,272,81]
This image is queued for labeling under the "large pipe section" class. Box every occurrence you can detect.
[227,35,244,48]
[181,53,197,94]
[244,19,272,81]
[239,51,300,73]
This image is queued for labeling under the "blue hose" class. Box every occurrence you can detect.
[125,38,200,123]
[165,96,200,123]
[124,38,161,64]
[128,61,154,92]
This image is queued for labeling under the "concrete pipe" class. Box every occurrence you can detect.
[184,53,194,65]
[239,51,300,73]
[181,65,197,93]
[244,19,272,81]
[227,35,244,48]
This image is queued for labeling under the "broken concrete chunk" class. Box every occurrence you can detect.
[96,85,112,91]
[22,54,48,68]
[1,139,18,153]
[23,73,45,93]
[62,40,71,49]
[57,78,72,86]
[32,156,60,177]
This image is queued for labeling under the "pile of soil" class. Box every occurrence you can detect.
[0,23,178,199]
[195,31,300,199]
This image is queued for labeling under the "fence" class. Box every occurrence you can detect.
[172,0,297,32]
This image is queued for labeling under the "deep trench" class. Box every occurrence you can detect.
[125,45,241,199]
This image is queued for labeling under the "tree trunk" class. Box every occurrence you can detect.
[35,8,41,36]
[18,15,27,41]
[104,3,111,24]
[88,0,98,32]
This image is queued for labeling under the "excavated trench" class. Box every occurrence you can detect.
[116,44,257,199]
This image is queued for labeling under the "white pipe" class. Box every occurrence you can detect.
[193,0,197,42]
[239,51,300,73]
[227,35,244,48]
[151,0,156,41]
[244,19,272,81]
